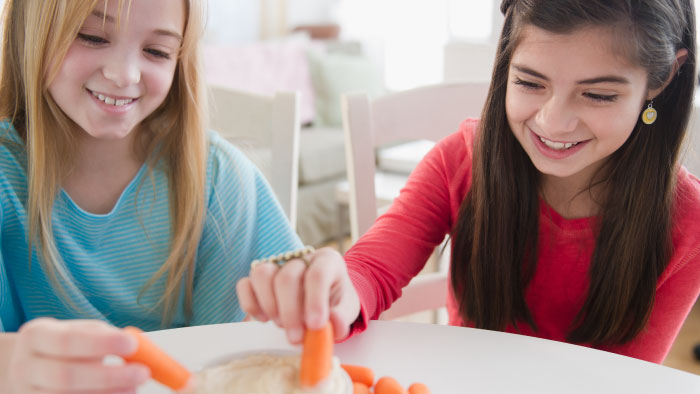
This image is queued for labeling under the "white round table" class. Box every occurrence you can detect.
[137,320,700,394]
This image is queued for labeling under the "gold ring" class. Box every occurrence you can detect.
[250,246,316,269]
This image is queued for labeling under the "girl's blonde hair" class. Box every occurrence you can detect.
[0,0,208,326]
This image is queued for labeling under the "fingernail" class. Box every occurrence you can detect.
[308,315,324,330]
[288,327,303,343]
[123,332,139,355]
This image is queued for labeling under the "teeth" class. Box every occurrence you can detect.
[91,90,134,106]
[539,136,579,150]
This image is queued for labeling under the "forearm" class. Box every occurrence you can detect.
[0,333,17,392]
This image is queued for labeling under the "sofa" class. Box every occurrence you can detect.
[203,33,384,246]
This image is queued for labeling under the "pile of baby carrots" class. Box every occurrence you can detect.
[301,322,431,394]
[342,363,430,394]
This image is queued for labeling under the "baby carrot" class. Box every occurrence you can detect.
[300,322,334,387]
[408,382,431,394]
[341,364,375,387]
[353,382,372,394]
[374,376,408,394]
[122,326,192,391]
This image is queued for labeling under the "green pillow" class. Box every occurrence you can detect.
[308,49,385,127]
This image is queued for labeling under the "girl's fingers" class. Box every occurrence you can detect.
[303,249,345,330]
[248,261,281,323]
[236,277,269,321]
[21,318,137,358]
[10,319,149,393]
[28,357,150,391]
[273,258,308,343]
[329,272,362,340]
[244,247,357,339]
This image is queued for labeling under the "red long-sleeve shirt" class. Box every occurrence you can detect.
[345,118,700,363]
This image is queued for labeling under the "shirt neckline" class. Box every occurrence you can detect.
[59,163,149,219]
[539,198,597,231]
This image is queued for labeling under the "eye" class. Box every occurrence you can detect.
[583,92,618,103]
[513,78,543,90]
[77,33,108,46]
[144,48,171,60]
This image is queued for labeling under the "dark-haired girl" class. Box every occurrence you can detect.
[239,0,700,363]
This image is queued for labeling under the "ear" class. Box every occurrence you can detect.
[647,48,689,100]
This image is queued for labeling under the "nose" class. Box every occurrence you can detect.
[535,94,578,135]
[102,51,141,88]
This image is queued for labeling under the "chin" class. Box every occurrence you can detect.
[532,161,581,179]
[84,129,134,141]
[81,123,138,140]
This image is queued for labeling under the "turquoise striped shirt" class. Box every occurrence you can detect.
[0,121,302,332]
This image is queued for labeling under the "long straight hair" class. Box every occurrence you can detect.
[0,0,209,326]
[450,0,696,345]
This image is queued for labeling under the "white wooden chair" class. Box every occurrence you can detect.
[208,85,301,228]
[340,82,489,320]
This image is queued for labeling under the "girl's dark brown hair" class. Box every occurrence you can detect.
[450,0,696,345]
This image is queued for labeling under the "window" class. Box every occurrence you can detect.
[337,0,499,90]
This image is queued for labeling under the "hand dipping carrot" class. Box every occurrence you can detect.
[122,326,192,391]
[342,364,375,387]
[375,376,408,394]
[300,322,334,387]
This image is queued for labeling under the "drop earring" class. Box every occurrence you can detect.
[642,100,657,125]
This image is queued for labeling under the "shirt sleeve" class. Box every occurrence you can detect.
[190,136,303,325]
[0,203,22,333]
[345,128,470,334]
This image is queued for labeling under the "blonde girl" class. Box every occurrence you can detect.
[0,0,301,391]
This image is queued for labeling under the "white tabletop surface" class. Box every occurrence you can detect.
[137,320,700,394]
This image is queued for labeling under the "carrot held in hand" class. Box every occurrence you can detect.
[375,376,408,394]
[408,382,431,394]
[122,326,192,391]
[300,321,334,387]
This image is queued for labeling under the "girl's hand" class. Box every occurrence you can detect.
[8,318,151,393]
[237,247,361,344]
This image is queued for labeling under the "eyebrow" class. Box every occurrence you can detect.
[90,10,183,42]
[511,64,630,85]
[92,10,115,23]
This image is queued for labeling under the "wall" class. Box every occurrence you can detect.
[204,0,260,43]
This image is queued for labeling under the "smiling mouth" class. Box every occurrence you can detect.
[538,135,582,150]
[87,89,136,107]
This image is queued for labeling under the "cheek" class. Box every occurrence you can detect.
[47,50,90,105]
[143,63,178,100]
[55,45,96,80]
[505,86,538,124]
[587,101,642,142]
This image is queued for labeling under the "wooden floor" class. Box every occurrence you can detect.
[323,238,700,376]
